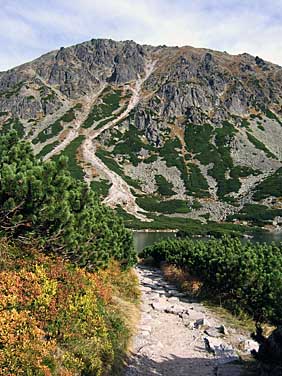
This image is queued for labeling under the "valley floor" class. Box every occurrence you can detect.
[124,265,257,376]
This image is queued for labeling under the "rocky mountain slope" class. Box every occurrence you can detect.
[1,38,282,229]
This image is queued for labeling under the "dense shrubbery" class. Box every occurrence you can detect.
[136,196,191,214]
[83,88,122,128]
[227,204,282,226]
[141,236,282,324]
[0,239,139,375]
[155,174,175,196]
[184,122,250,198]
[253,167,282,200]
[0,132,136,269]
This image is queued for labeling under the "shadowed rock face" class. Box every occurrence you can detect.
[1,38,282,221]
[0,39,148,118]
[1,39,282,120]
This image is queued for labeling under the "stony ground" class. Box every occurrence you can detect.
[124,265,258,376]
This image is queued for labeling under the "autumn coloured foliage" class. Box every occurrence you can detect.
[0,239,139,375]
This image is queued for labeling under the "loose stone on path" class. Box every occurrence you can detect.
[124,265,257,376]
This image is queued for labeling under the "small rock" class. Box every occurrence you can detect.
[205,327,224,338]
[140,305,151,313]
[240,339,259,353]
[150,287,165,294]
[151,300,167,312]
[139,324,151,332]
[194,318,210,328]
[167,296,179,303]
[218,325,229,335]
[165,304,187,315]
[204,337,239,362]
[187,309,206,321]
[140,286,152,292]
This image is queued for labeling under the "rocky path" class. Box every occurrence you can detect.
[81,59,157,220]
[42,85,107,161]
[124,265,257,376]
[81,138,149,221]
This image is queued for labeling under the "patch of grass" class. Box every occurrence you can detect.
[184,122,241,198]
[143,154,158,164]
[230,165,261,178]
[0,81,24,99]
[136,196,191,214]
[187,163,210,198]
[1,118,24,138]
[96,149,141,189]
[94,115,116,130]
[83,88,122,128]
[159,138,191,193]
[121,211,255,237]
[32,107,78,144]
[241,119,250,128]
[265,108,282,124]
[155,175,175,196]
[113,126,152,166]
[185,123,214,165]
[246,132,277,159]
[253,168,282,200]
[52,136,85,180]
[37,141,59,159]
[91,179,112,198]
[227,203,282,225]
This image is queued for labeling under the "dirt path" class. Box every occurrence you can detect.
[124,265,257,376]
[81,59,157,220]
[82,138,148,221]
[42,85,106,161]
[41,59,157,219]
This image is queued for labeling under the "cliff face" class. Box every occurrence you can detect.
[1,38,282,225]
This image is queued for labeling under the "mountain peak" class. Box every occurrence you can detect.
[1,38,282,228]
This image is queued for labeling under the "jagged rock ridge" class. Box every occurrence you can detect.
[1,38,282,227]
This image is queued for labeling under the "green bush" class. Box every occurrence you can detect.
[0,132,136,269]
[136,197,190,214]
[83,88,122,128]
[184,123,241,198]
[254,168,282,200]
[37,141,59,158]
[246,132,277,159]
[228,204,282,225]
[91,179,112,198]
[96,148,141,189]
[142,236,282,324]
[52,136,85,180]
[32,107,78,144]
[0,118,24,138]
[155,175,175,196]
[186,163,209,197]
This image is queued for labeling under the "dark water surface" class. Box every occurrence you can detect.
[133,231,176,253]
[133,230,282,253]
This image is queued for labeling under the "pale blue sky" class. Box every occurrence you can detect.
[1,0,282,71]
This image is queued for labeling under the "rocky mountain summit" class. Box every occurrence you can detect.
[1,38,282,227]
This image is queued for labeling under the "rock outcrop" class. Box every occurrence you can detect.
[1,38,282,221]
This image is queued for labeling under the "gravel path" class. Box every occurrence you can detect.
[124,265,258,376]
[81,59,156,221]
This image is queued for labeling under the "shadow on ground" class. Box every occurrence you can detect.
[124,353,257,376]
